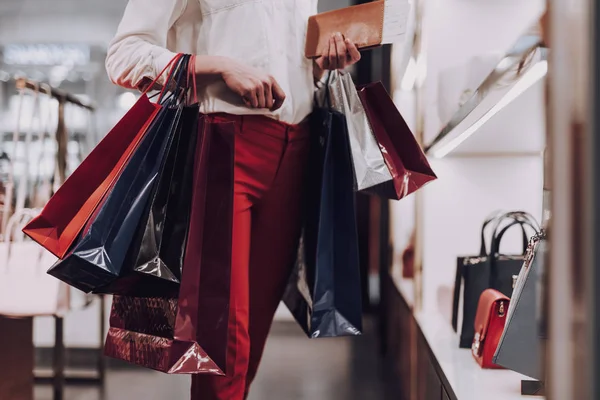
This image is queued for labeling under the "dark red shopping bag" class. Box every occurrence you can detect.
[357,82,437,200]
[23,56,182,258]
[104,117,235,375]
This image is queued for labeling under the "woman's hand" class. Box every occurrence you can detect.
[314,32,361,72]
[220,60,286,110]
[193,55,286,110]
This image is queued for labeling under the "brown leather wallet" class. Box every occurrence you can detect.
[305,1,385,59]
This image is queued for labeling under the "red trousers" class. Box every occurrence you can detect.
[191,114,310,399]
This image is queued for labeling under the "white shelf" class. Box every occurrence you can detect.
[448,78,545,156]
[393,278,542,400]
[426,35,547,158]
[414,309,539,400]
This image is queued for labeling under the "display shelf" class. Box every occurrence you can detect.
[425,35,547,158]
[414,309,539,400]
[391,275,542,400]
[390,269,415,308]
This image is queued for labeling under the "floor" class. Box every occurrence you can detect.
[35,319,393,400]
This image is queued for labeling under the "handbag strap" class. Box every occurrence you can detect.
[490,219,538,256]
[485,211,537,254]
[479,211,531,255]
[451,258,464,332]
[478,210,505,255]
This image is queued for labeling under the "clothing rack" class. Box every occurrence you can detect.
[15,77,95,111]
[8,77,103,399]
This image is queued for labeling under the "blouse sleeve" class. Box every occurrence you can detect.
[105,0,187,90]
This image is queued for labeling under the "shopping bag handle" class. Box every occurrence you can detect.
[187,54,198,104]
[141,53,184,99]
[158,54,191,105]
[159,54,192,105]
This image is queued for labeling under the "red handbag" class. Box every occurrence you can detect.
[23,56,181,258]
[357,82,437,200]
[472,289,509,369]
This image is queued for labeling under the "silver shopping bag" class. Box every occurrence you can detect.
[322,71,392,191]
[493,234,545,380]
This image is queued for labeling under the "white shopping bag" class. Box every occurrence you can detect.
[0,209,67,317]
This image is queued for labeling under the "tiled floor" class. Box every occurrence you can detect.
[35,319,393,400]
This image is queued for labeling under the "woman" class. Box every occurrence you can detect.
[106,1,360,399]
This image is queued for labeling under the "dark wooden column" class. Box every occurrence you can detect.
[0,317,34,400]
[351,0,393,351]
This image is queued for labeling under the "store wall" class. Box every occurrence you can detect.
[389,0,547,319]
[422,0,546,143]
[421,156,544,316]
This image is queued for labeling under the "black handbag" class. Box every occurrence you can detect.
[452,211,539,348]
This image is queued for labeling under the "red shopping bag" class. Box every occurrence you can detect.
[23,56,181,258]
[357,82,437,200]
[104,117,235,374]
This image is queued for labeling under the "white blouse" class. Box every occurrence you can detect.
[106,0,318,124]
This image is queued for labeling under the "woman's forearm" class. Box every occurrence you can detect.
[193,55,230,84]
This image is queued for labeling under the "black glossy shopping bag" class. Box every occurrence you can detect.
[47,103,181,293]
[283,107,363,338]
[47,55,195,293]
[94,104,199,297]
[132,104,199,282]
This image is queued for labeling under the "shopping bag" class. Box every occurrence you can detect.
[283,107,363,338]
[94,104,199,297]
[47,102,182,293]
[0,209,66,317]
[326,71,392,191]
[357,82,437,200]
[104,116,235,374]
[22,56,181,259]
[131,103,199,283]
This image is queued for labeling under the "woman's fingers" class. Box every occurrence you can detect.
[333,33,348,68]
[327,37,338,70]
[346,39,361,63]
[264,81,274,110]
[243,89,258,108]
[256,82,267,109]
[271,78,286,111]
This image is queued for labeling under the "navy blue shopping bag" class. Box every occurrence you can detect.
[283,106,363,338]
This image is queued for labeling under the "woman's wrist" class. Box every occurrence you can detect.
[193,55,230,80]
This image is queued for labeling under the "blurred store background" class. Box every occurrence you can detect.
[0,0,396,399]
[1,0,598,399]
